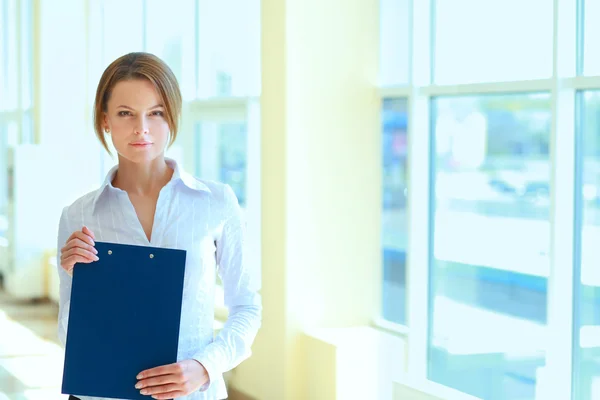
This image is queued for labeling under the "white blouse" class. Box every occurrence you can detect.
[56,158,262,400]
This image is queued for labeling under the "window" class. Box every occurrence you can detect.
[381,98,408,325]
[191,112,261,290]
[379,0,411,329]
[0,0,19,111]
[428,94,551,399]
[145,0,196,100]
[583,0,600,75]
[379,0,410,86]
[0,0,34,277]
[101,0,144,64]
[0,121,8,271]
[196,0,260,98]
[574,91,600,399]
[433,0,553,84]
[20,0,32,111]
[380,0,600,398]
[194,121,248,207]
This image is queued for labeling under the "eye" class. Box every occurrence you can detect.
[151,110,164,117]
[118,110,132,117]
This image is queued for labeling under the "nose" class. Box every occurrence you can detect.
[134,116,149,135]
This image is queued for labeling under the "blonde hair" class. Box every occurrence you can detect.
[93,52,182,154]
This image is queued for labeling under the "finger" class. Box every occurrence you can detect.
[150,390,186,400]
[139,383,181,396]
[82,226,96,241]
[62,247,98,263]
[76,230,95,246]
[66,231,95,247]
[137,374,181,390]
[60,253,98,272]
[66,230,94,245]
[138,363,182,379]
[60,256,94,274]
[62,255,96,271]
[62,238,97,255]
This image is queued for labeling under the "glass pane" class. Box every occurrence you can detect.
[87,0,104,105]
[21,111,33,144]
[0,120,8,266]
[197,0,260,98]
[381,98,408,325]
[583,0,600,75]
[575,91,600,399]
[5,0,17,110]
[433,0,553,84]
[102,0,144,65]
[429,94,551,400]
[20,0,33,110]
[194,122,248,206]
[145,0,196,101]
[379,0,410,86]
[6,119,17,147]
[0,0,6,111]
[0,0,19,111]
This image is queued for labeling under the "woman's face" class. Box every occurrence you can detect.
[103,79,170,164]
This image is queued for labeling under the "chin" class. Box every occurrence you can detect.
[118,148,163,164]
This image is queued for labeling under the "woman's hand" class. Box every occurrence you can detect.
[135,360,209,399]
[60,226,98,276]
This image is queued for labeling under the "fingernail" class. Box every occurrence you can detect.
[93,256,99,261]
[135,383,142,389]
[93,248,98,254]
[140,389,148,395]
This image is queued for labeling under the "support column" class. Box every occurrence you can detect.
[231,0,380,398]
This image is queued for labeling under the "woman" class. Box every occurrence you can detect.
[57,52,261,400]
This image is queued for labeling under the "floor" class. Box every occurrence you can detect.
[0,290,67,400]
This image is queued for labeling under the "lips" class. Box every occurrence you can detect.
[130,142,153,146]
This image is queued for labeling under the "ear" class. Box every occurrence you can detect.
[103,112,110,132]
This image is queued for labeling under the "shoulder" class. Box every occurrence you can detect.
[60,188,103,223]
[184,176,238,204]
[183,177,241,221]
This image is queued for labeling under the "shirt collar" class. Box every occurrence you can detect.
[91,157,210,214]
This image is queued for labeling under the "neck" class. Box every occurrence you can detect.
[112,156,173,196]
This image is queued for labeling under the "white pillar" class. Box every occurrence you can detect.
[231,0,380,398]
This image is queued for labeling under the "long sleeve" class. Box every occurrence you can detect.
[192,184,262,390]
[57,206,73,347]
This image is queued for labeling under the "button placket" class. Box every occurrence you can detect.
[150,186,170,247]
[119,191,149,245]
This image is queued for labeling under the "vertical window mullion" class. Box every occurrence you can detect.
[546,0,577,398]
[406,0,433,379]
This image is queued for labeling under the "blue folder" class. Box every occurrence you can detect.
[61,241,187,400]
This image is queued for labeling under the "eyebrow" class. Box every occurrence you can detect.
[117,104,164,110]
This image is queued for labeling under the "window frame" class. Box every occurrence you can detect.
[376,0,592,398]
